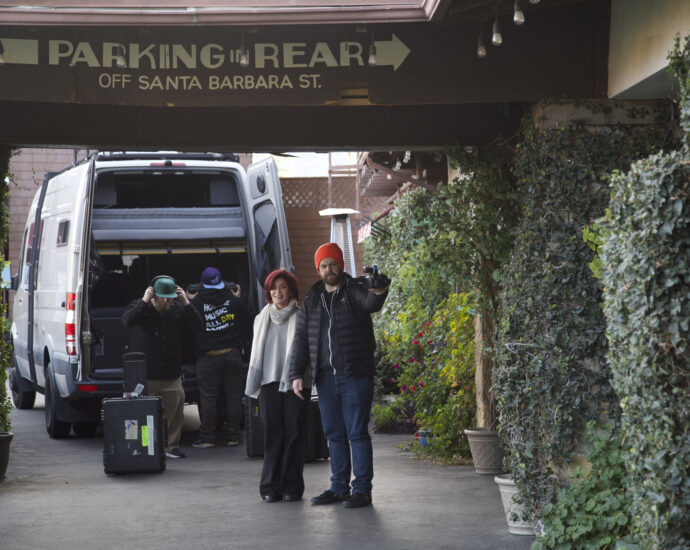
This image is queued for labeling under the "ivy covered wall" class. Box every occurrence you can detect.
[601,36,690,548]
[494,101,668,527]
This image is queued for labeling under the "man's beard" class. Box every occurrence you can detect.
[153,299,173,313]
[322,271,343,286]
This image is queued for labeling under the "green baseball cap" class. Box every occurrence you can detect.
[153,276,177,298]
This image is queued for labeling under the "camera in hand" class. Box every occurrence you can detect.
[225,281,239,292]
[363,265,391,289]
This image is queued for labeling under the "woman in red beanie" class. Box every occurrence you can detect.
[244,269,308,503]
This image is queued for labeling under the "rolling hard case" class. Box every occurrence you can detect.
[305,399,329,461]
[102,396,167,475]
[244,396,329,462]
[122,352,148,396]
[245,396,265,458]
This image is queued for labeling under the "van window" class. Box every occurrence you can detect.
[17,228,28,288]
[94,172,240,208]
[56,220,70,246]
[253,200,281,284]
[33,220,44,289]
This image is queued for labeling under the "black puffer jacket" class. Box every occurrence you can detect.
[288,274,387,384]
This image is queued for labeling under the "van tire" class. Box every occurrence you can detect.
[45,371,71,439]
[9,355,36,410]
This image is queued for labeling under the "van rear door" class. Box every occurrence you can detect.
[245,156,292,304]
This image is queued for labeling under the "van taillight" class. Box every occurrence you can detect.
[149,161,185,167]
[65,292,76,355]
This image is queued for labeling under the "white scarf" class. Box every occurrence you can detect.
[244,299,298,399]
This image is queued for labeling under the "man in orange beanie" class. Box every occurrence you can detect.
[289,242,389,509]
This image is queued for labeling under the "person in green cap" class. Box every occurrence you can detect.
[122,275,202,459]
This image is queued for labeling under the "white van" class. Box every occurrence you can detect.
[9,152,292,438]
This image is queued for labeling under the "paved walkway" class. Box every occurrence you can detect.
[1,398,534,550]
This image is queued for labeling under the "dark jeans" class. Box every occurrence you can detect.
[196,348,245,442]
[258,382,309,498]
[316,374,374,496]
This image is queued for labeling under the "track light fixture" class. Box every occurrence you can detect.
[492,19,502,46]
[513,0,525,25]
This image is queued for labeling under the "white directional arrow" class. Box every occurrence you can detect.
[374,33,411,71]
[0,38,39,65]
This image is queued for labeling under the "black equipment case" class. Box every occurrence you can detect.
[305,399,329,461]
[244,396,265,458]
[244,396,329,461]
[102,396,166,474]
[122,351,148,395]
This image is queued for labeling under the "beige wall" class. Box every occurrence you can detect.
[609,0,690,98]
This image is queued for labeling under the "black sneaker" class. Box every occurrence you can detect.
[311,490,348,505]
[192,440,215,448]
[343,493,372,508]
[165,448,186,459]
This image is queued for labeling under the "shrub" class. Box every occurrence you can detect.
[602,151,690,548]
[532,422,633,549]
[600,36,690,549]
[0,146,13,434]
[383,293,476,459]
[371,401,416,434]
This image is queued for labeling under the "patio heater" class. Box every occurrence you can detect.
[318,207,360,275]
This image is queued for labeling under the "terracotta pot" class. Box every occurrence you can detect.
[0,432,13,482]
[463,428,506,474]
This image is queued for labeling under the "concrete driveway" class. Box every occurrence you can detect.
[0,393,534,550]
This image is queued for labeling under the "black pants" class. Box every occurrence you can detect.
[196,349,245,442]
[258,382,309,498]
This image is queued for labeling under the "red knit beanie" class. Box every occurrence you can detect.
[314,242,344,271]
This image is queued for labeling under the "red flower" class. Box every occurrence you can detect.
[419,345,423,350]
[389,378,394,384]
[413,338,418,345]
[394,363,399,369]
[411,385,417,392]
[401,384,407,392]
[419,381,425,387]
[410,358,415,363]
[427,339,432,344]
[418,332,423,337]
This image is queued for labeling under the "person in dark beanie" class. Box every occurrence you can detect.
[245,269,305,503]
[190,267,252,448]
[289,243,389,508]
[122,275,202,459]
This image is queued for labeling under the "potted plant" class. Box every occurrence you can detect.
[494,473,534,535]
[464,388,506,474]
[464,426,505,474]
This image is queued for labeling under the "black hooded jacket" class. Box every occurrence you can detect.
[287,274,387,385]
[191,286,252,353]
